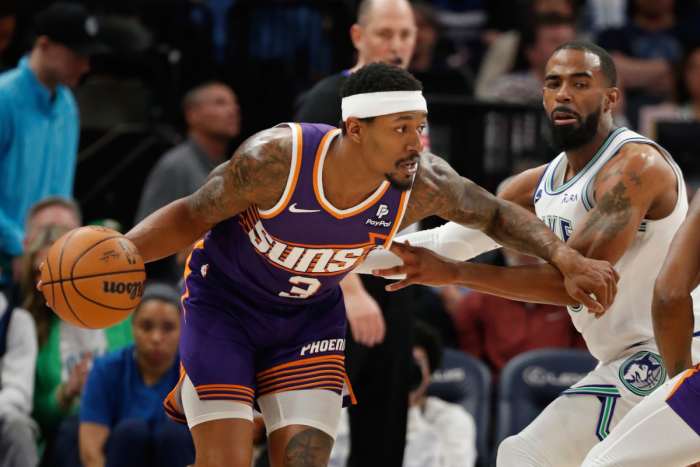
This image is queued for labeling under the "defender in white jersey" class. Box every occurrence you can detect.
[371,41,700,466]
[582,192,700,467]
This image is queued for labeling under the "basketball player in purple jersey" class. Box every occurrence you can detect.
[124,63,617,467]
[580,193,700,466]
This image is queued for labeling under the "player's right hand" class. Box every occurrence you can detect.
[559,253,619,316]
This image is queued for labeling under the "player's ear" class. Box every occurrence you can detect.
[350,23,363,50]
[345,117,363,143]
[604,86,621,113]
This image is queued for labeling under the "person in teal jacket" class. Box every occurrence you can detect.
[0,2,103,286]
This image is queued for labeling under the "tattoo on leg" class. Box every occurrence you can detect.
[284,428,333,467]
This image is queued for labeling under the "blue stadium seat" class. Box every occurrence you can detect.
[494,348,597,449]
[428,348,492,467]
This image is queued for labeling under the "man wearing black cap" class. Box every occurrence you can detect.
[0,2,104,291]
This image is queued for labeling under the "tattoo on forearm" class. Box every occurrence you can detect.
[489,201,562,260]
[284,428,333,467]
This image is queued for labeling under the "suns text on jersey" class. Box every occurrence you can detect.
[247,220,371,275]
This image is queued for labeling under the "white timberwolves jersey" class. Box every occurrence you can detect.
[534,127,700,363]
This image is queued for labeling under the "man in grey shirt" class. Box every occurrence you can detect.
[136,81,240,283]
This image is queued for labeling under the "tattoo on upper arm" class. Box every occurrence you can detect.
[579,181,633,239]
[284,428,333,467]
[186,128,292,224]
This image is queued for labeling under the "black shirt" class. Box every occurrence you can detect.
[294,72,348,125]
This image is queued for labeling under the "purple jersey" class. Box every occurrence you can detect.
[202,122,411,306]
[667,363,700,435]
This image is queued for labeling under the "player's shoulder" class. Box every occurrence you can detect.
[497,164,548,207]
[601,140,676,186]
[236,125,293,163]
[227,125,293,192]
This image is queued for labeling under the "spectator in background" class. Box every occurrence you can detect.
[295,0,416,124]
[135,81,240,284]
[480,16,576,173]
[481,14,576,103]
[596,0,688,127]
[409,1,473,95]
[0,2,102,289]
[18,225,132,465]
[23,197,81,251]
[5,196,82,291]
[77,283,193,467]
[0,290,38,467]
[640,44,700,137]
[451,248,585,380]
[330,322,477,467]
[476,0,577,97]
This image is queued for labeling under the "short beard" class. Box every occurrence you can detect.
[385,173,414,191]
[550,106,601,151]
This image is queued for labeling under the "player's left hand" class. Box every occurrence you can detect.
[556,250,619,316]
[373,241,459,291]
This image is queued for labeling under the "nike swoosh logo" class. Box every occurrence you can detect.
[288,203,320,214]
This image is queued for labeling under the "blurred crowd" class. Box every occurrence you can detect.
[1,1,700,466]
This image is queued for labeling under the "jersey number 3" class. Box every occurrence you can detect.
[279,276,321,299]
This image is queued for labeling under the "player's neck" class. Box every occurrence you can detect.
[324,136,387,209]
[564,124,616,176]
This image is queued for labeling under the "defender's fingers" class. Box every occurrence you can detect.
[373,266,406,277]
[385,279,412,292]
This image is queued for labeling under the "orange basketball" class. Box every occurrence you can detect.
[40,226,146,329]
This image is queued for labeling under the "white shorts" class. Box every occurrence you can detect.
[582,369,700,467]
[497,340,700,467]
[179,375,343,439]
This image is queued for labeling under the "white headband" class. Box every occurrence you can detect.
[341,90,427,121]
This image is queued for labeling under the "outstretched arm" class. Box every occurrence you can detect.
[394,154,618,312]
[653,193,700,377]
[126,127,292,262]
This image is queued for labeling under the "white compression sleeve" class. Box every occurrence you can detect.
[355,222,501,278]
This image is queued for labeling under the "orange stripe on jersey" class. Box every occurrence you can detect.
[257,363,346,383]
[259,123,304,219]
[345,374,357,405]
[180,239,205,320]
[257,380,345,397]
[195,384,255,395]
[312,129,391,219]
[256,355,344,378]
[383,190,411,248]
[667,364,700,400]
[162,364,188,424]
[257,374,346,393]
[262,231,377,250]
[258,368,345,390]
[198,394,254,406]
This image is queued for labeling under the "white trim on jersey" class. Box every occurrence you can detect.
[314,133,391,217]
